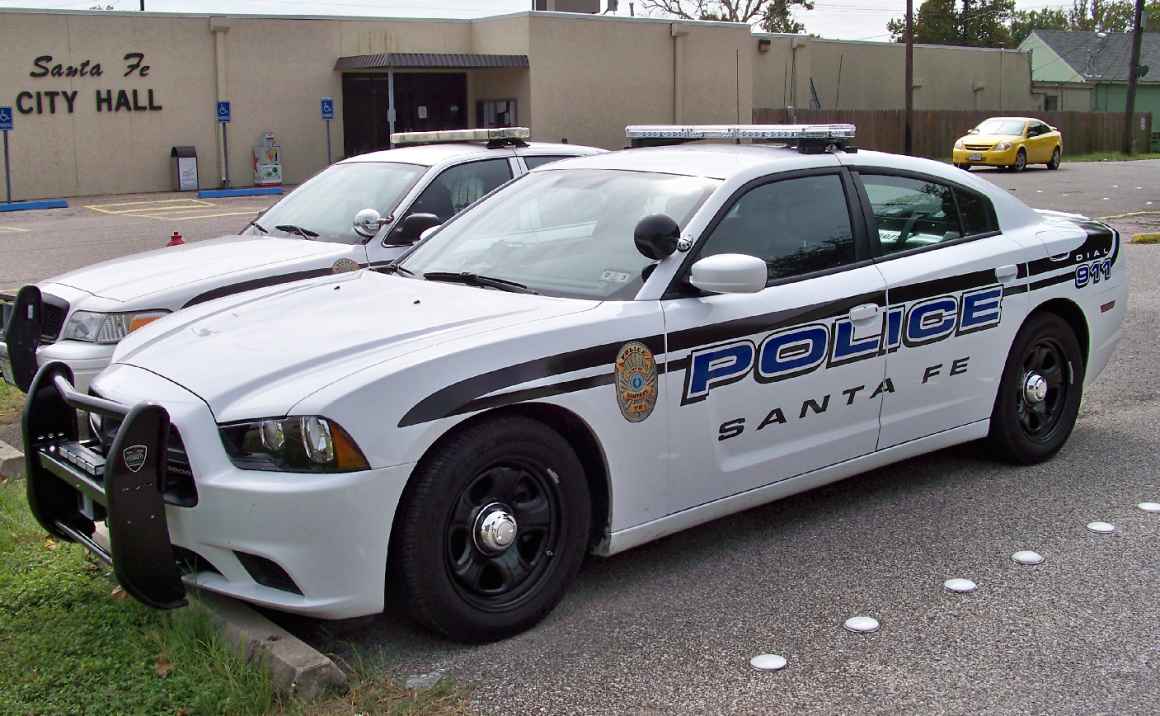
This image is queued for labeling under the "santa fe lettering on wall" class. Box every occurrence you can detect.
[14,52,162,115]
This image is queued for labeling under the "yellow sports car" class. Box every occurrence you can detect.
[953,117,1062,172]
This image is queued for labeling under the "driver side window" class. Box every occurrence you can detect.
[408,159,513,222]
[861,174,963,255]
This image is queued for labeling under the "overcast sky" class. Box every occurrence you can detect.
[0,0,1069,42]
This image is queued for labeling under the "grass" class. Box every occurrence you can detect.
[1064,151,1160,162]
[0,477,473,715]
[0,381,21,425]
[1133,233,1160,244]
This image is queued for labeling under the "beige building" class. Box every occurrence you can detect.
[0,8,1036,201]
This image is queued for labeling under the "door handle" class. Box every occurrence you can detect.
[995,264,1019,283]
[848,303,880,322]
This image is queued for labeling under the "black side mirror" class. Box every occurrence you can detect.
[386,213,441,246]
[634,214,680,260]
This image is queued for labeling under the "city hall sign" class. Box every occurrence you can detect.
[14,52,162,115]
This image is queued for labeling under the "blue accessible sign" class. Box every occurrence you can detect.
[0,107,12,131]
[216,101,231,123]
[321,97,334,121]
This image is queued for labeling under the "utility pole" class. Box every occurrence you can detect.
[905,0,914,155]
[1122,0,1144,154]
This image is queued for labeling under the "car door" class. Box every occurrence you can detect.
[855,170,1033,449]
[367,157,515,262]
[661,169,889,509]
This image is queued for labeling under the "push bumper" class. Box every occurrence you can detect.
[953,147,1017,166]
[1,286,111,392]
[27,361,412,619]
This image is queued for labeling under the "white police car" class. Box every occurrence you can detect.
[22,125,1125,643]
[0,128,601,393]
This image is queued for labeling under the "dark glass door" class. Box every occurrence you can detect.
[342,73,390,158]
[392,73,467,136]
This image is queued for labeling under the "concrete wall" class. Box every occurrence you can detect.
[754,35,1039,112]
[1032,82,1094,111]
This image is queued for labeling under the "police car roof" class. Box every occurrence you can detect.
[343,141,600,167]
[539,142,821,180]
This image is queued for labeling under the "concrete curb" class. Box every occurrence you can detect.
[0,439,23,480]
[197,591,348,700]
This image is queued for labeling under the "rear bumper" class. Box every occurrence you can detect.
[26,362,411,619]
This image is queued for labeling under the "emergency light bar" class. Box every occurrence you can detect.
[390,126,531,147]
[625,124,857,153]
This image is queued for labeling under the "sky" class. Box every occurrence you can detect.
[0,0,1073,42]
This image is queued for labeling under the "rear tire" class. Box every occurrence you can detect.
[986,312,1084,464]
[393,416,590,643]
[1047,147,1061,170]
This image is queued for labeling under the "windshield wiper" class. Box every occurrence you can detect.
[378,261,416,277]
[274,224,319,239]
[422,271,539,294]
[248,220,269,234]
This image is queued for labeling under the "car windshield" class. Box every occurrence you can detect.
[974,119,1026,136]
[246,161,426,244]
[398,169,720,300]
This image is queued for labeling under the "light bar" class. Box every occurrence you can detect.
[390,126,531,145]
[625,124,856,141]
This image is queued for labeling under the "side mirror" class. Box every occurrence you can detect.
[688,253,767,294]
[353,208,386,238]
[386,212,441,246]
[634,214,680,260]
[419,225,440,241]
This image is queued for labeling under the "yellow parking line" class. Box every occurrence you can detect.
[0,226,31,233]
[1098,210,1160,221]
[86,199,214,215]
[133,210,264,222]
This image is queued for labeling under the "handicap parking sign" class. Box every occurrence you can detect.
[216,101,231,123]
[0,107,12,131]
[321,97,334,121]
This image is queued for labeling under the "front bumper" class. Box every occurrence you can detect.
[952,147,1018,166]
[25,362,413,619]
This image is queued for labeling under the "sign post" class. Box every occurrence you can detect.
[321,97,334,165]
[0,107,12,204]
[216,100,232,188]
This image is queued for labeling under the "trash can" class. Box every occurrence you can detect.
[170,146,199,192]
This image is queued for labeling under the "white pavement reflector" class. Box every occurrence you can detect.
[1086,521,1115,534]
[1137,502,1160,513]
[1012,550,1044,565]
[943,578,977,593]
[843,616,880,633]
[750,654,787,671]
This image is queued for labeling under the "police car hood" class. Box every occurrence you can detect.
[110,270,595,421]
[49,236,361,303]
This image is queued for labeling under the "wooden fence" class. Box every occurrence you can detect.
[752,108,1153,158]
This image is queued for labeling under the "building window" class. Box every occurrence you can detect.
[1044,95,1059,111]
[477,99,517,128]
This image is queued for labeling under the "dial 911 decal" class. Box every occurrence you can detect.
[615,341,658,423]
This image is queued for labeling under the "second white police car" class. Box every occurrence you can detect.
[0,128,600,392]
[22,124,1125,642]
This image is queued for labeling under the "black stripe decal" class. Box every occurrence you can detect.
[1025,221,1118,277]
[183,267,340,307]
[887,269,995,304]
[1030,272,1076,292]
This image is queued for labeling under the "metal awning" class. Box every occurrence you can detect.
[334,53,529,71]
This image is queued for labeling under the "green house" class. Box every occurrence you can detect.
[1020,29,1160,150]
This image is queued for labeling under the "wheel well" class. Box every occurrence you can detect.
[405,404,612,551]
[1029,298,1089,365]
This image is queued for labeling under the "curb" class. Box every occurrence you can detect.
[0,199,69,212]
[197,187,283,199]
[0,439,23,480]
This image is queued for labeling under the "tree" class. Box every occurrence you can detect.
[1009,7,1069,44]
[887,0,1014,46]
[641,0,814,32]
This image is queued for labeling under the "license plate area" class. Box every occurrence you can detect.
[969,153,984,161]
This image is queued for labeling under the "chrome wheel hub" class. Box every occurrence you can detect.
[1023,372,1048,404]
[474,503,518,554]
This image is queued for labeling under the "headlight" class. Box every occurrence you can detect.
[219,416,369,473]
[995,141,1012,151]
[954,139,964,149]
[61,310,169,344]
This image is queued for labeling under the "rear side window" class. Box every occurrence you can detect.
[523,155,572,170]
[955,188,999,236]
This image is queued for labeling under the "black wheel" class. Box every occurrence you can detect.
[393,416,590,642]
[986,313,1084,464]
[955,163,972,171]
[1047,147,1061,170]
[1012,148,1027,172]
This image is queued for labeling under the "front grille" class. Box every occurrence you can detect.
[94,408,199,507]
[964,144,994,151]
[40,293,69,342]
[0,293,13,333]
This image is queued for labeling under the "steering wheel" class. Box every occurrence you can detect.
[895,212,928,246]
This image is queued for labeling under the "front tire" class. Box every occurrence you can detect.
[1012,148,1027,172]
[1047,147,1061,170]
[393,416,591,642]
[955,163,972,171]
[986,313,1084,464]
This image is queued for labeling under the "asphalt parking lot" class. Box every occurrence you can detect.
[3,161,1160,713]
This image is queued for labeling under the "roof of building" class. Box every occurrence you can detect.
[1029,29,1160,82]
[334,53,529,71]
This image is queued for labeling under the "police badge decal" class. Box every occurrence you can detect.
[615,341,658,423]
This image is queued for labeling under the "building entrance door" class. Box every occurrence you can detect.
[341,72,468,158]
